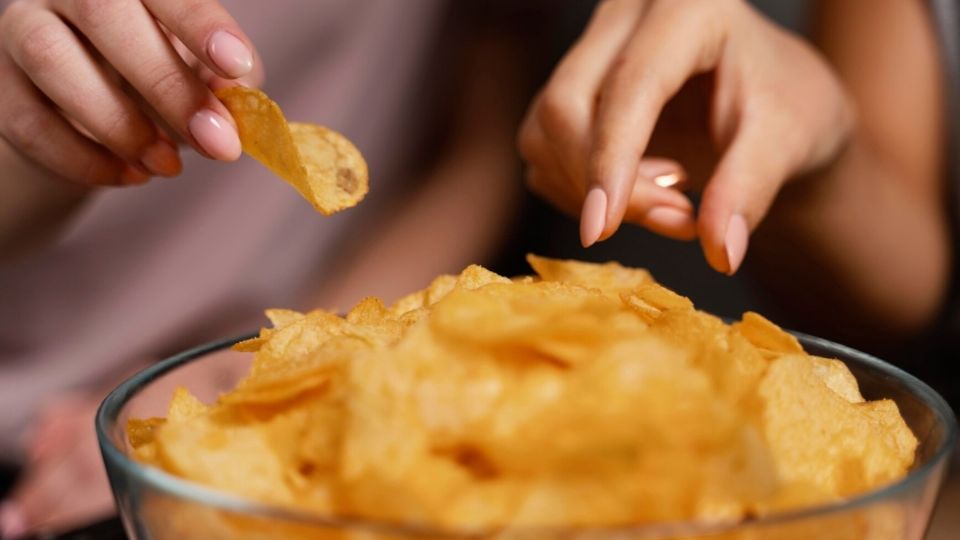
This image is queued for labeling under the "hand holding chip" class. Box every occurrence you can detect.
[0,0,263,186]
[518,0,854,274]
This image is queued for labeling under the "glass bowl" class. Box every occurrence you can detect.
[97,332,958,540]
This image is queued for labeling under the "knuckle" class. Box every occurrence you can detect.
[3,106,52,155]
[15,21,72,75]
[144,63,193,108]
[73,0,113,29]
[538,87,583,138]
[98,108,153,157]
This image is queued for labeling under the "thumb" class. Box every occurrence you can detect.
[698,121,795,274]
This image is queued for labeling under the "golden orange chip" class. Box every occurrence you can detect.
[732,311,803,357]
[127,417,165,448]
[526,253,652,294]
[167,386,208,421]
[758,354,916,498]
[215,87,368,215]
[811,355,865,403]
[133,255,917,532]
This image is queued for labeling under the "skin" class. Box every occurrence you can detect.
[0,2,527,535]
[0,0,265,257]
[519,0,947,343]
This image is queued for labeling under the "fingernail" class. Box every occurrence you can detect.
[652,172,683,188]
[208,31,253,79]
[646,206,696,238]
[140,140,181,177]
[580,187,607,247]
[189,109,241,161]
[0,501,28,539]
[637,160,685,187]
[120,164,150,185]
[724,214,749,275]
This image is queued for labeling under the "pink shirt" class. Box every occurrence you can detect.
[0,0,446,458]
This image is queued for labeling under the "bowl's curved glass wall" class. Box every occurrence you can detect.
[97,334,957,540]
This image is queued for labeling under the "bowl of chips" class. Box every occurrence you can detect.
[96,257,957,540]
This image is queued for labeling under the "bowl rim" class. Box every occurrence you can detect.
[96,330,959,538]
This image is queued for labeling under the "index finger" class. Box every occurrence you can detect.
[143,0,256,80]
[588,0,729,242]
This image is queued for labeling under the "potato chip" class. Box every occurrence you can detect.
[128,417,165,448]
[156,412,296,505]
[127,417,165,464]
[811,355,865,403]
[215,87,368,215]
[758,354,916,498]
[731,311,803,357]
[133,255,917,533]
[527,253,652,294]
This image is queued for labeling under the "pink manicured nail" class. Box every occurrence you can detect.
[207,31,253,79]
[140,140,181,177]
[580,187,607,247]
[0,501,28,539]
[189,109,241,161]
[637,159,685,188]
[120,164,150,185]
[724,214,750,275]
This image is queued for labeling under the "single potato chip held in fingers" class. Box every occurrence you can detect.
[215,87,368,215]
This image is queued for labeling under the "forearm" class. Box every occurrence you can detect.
[747,0,950,347]
[0,139,89,261]
[752,131,950,345]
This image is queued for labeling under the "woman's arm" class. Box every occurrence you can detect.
[751,0,949,345]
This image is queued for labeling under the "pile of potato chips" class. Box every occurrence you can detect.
[129,256,917,531]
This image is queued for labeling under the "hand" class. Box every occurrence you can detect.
[0,350,252,538]
[0,393,112,538]
[0,0,263,187]
[518,0,854,274]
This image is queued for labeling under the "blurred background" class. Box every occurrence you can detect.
[0,0,956,538]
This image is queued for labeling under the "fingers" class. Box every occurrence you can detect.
[520,0,647,247]
[520,106,586,217]
[623,159,696,241]
[50,0,241,161]
[697,117,795,274]
[1,1,178,178]
[0,50,145,186]
[5,396,111,536]
[526,152,696,243]
[142,0,255,80]
[588,0,729,243]
[534,0,647,186]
